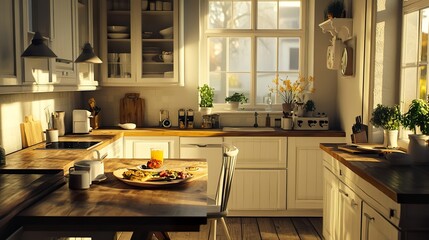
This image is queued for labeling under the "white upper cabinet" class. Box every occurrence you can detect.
[0,0,22,87]
[100,0,183,86]
[51,0,77,84]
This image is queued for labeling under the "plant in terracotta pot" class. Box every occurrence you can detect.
[402,99,429,163]
[304,100,316,117]
[370,104,401,148]
[198,84,214,115]
[225,92,248,110]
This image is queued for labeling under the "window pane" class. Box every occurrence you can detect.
[257,38,277,71]
[208,1,251,29]
[402,67,418,108]
[258,1,277,29]
[256,73,276,103]
[209,72,226,103]
[233,1,251,29]
[0,0,15,76]
[403,11,419,65]
[229,38,251,71]
[419,65,427,99]
[227,73,251,98]
[279,38,300,71]
[208,1,232,29]
[209,37,227,72]
[421,8,428,63]
[279,0,301,29]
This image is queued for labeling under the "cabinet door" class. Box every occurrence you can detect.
[123,136,179,158]
[180,137,222,199]
[362,203,400,240]
[229,169,287,211]
[338,182,362,240]
[51,0,77,83]
[0,0,21,86]
[287,137,345,210]
[323,167,339,240]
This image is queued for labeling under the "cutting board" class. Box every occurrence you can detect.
[20,115,44,148]
[120,93,145,127]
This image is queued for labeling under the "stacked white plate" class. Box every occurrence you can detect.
[108,26,130,39]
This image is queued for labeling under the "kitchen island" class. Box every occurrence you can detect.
[321,143,429,240]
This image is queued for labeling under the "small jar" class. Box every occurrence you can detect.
[149,0,156,10]
[156,0,163,10]
[163,0,172,11]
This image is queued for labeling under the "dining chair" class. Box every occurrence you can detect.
[207,143,239,240]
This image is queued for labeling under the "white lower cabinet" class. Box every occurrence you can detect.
[229,169,287,211]
[323,167,339,240]
[361,203,399,240]
[224,137,287,215]
[287,137,345,213]
[123,136,179,158]
[323,153,400,240]
[338,182,362,240]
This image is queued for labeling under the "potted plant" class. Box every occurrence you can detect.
[402,99,429,163]
[198,84,215,115]
[370,104,401,148]
[304,100,316,117]
[225,92,248,110]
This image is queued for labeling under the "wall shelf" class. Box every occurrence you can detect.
[319,18,353,42]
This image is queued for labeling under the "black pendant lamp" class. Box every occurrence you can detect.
[75,43,102,64]
[21,31,57,58]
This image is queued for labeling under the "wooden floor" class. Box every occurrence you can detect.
[117,217,323,240]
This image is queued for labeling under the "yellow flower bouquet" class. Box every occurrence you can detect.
[270,74,315,104]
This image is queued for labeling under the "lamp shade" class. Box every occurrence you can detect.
[21,32,57,58]
[75,43,102,64]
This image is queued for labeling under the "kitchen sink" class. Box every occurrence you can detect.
[222,127,276,132]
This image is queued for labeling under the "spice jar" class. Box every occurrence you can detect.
[163,0,172,10]
[156,0,163,10]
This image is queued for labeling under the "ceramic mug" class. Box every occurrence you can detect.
[74,160,104,183]
[46,129,59,143]
[69,170,90,190]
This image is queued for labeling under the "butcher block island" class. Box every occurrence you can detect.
[320,143,429,240]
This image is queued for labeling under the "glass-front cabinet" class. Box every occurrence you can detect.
[100,0,183,86]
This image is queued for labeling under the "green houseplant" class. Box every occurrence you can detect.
[402,99,429,163]
[198,84,214,114]
[304,100,316,117]
[370,104,401,148]
[225,92,248,110]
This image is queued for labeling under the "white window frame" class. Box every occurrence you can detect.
[399,0,429,148]
[199,0,308,110]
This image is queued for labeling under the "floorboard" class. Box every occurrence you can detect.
[117,217,322,240]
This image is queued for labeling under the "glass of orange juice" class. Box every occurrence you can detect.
[150,148,164,165]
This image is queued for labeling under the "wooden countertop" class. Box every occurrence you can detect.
[1,128,344,173]
[320,143,429,204]
[16,159,207,236]
[92,128,346,137]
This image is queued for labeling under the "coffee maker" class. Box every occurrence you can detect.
[73,110,92,133]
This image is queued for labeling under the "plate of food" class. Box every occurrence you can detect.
[113,168,193,187]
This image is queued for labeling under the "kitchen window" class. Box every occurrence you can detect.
[200,0,306,107]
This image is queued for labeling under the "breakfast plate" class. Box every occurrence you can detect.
[113,168,193,188]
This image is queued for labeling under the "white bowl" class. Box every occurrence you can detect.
[107,26,129,33]
[108,33,130,39]
[159,27,173,39]
[118,123,136,130]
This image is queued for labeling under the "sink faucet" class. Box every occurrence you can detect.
[254,112,259,128]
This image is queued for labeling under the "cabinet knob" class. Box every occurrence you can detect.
[351,199,358,207]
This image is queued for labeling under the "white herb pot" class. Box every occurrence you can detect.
[199,107,212,115]
[226,102,239,110]
[408,134,429,164]
[383,130,398,149]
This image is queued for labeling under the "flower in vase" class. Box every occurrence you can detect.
[269,74,315,104]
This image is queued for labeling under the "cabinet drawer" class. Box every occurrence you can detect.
[224,137,286,168]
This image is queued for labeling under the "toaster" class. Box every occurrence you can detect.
[73,110,92,133]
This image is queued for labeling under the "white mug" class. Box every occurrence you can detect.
[74,160,104,183]
[46,129,59,143]
[69,170,90,190]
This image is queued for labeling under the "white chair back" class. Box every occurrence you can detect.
[215,143,239,213]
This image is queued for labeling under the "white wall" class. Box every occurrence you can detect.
[0,92,81,154]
